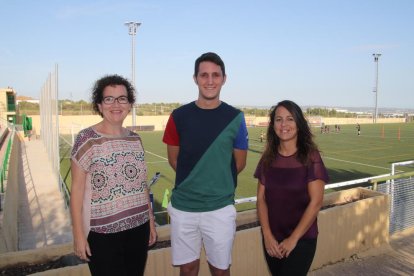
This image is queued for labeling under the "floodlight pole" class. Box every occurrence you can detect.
[125,21,141,127]
[373,53,381,123]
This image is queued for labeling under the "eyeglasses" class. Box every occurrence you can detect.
[102,96,129,105]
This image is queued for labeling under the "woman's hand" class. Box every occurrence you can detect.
[73,234,91,261]
[148,218,157,246]
[278,236,298,258]
[257,181,283,259]
[278,178,325,258]
[263,234,283,259]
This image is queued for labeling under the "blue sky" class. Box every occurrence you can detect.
[1,0,413,109]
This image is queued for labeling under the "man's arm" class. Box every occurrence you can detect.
[166,145,179,171]
[233,148,247,174]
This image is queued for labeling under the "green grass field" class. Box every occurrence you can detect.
[60,122,414,224]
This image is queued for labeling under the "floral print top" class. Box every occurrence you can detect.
[71,127,150,234]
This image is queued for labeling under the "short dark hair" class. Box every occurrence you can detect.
[91,74,135,117]
[194,52,226,77]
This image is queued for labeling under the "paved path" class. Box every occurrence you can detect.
[17,138,72,250]
[309,226,414,276]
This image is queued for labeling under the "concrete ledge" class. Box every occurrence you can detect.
[312,187,390,269]
[0,243,72,268]
[0,188,390,275]
[30,264,89,276]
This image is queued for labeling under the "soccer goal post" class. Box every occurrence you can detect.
[307,116,323,128]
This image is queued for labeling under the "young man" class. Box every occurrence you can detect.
[163,52,248,276]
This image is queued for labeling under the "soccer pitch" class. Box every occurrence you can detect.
[61,122,414,224]
[139,122,414,218]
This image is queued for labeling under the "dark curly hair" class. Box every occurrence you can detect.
[91,74,135,117]
[261,100,318,169]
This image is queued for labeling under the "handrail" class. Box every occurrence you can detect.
[325,174,391,190]
[59,175,70,208]
[58,135,72,208]
[0,129,14,193]
[369,171,414,190]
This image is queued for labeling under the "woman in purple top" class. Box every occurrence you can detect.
[254,100,329,275]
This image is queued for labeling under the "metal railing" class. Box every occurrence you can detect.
[0,123,15,212]
[58,135,72,208]
[0,126,14,194]
[59,175,70,209]
[370,171,414,233]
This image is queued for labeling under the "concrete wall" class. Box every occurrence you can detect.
[322,117,404,125]
[0,188,390,275]
[29,115,170,135]
[28,115,405,136]
[312,187,390,269]
[252,116,405,127]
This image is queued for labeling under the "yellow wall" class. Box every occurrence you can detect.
[30,115,170,135]
[28,115,405,136]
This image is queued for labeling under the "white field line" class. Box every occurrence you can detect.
[249,142,265,149]
[146,151,168,160]
[324,156,390,171]
[60,135,72,146]
[147,161,169,164]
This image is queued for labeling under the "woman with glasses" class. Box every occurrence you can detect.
[255,100,329,275]
[70,74,157,275]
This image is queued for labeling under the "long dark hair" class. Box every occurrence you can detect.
[261,100,318,169]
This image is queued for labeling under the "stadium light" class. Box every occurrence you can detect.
[125,21,142,127]
[373,53,381,123]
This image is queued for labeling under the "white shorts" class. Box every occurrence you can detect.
[167,203,237,270]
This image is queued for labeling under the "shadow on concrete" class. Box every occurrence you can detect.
[17,140,72,250]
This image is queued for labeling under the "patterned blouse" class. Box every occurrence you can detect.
[71,127,150,234]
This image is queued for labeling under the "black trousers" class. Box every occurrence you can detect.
[264,238,317,276]
[87,222,150,276]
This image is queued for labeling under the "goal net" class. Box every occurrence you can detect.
[378,160,414,233]
[307,116,323,128]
